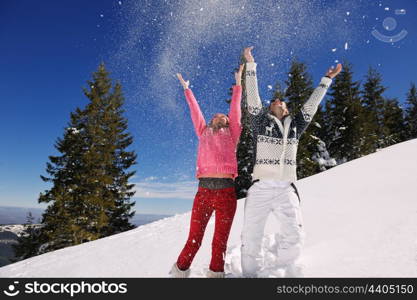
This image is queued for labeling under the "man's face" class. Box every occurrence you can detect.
[270,99,289,118]
[211,113,229,128]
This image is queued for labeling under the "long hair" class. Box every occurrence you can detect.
[208,114,229,132]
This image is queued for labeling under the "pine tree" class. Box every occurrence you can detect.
[321,98,333,146]
[234,54,254,199]
[405,83,417,140]
[234,113,254,199]
[285,60,330,178]
[285,61,313,112]
[310,105,337,171]
[381,98,407,147]
[34,63,137,255]
[11,212,43,262]
[271,81,286,103]
[361,67,387,154]
[326,62,364,163]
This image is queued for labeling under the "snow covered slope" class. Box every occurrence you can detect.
[1,139,416,277]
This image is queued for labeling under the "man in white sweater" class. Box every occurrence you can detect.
[241,46,342,277]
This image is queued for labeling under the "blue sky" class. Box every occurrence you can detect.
[0,0,416,215]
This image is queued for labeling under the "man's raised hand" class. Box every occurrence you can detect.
[243,46,255,63]
[176,73,190,90]
[326,63,343,79]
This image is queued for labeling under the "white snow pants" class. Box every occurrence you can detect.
[241,179,304,277]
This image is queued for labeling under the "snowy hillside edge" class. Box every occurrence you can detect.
[0,139,416,277]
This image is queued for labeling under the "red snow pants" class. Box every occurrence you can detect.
[176,186,237,272]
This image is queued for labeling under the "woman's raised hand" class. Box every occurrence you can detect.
[176,73,190,90]
[235,64,244,86]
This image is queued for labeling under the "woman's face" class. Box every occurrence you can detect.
[211,113,229,128]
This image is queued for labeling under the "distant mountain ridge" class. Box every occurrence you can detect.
[0,206,171,227]
[0,206,44,225]
[0,209,171,268]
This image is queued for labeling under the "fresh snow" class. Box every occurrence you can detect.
[1,139,417,277]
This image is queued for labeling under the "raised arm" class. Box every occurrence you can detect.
[243,47,263,115]
[229,64,244,144]
[294,64,342,137]
[177,73,206,138]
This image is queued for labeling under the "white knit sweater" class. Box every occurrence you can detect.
[245,62,332,183]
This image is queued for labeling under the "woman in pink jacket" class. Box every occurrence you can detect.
[170,65,243,278]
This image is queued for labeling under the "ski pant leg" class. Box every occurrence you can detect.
[177,187,214,270]
[241,181,274,277]
[271,185,304,267]
[209,187,237,272]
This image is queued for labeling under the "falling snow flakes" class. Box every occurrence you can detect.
[344,42,348,50]
[113,0,369,124]
[267,85,273,90]
[332,48,337,52]
[346,11,350,16]
[100,14,104,18]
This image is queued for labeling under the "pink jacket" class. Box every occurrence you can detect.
[184,85,242,178]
